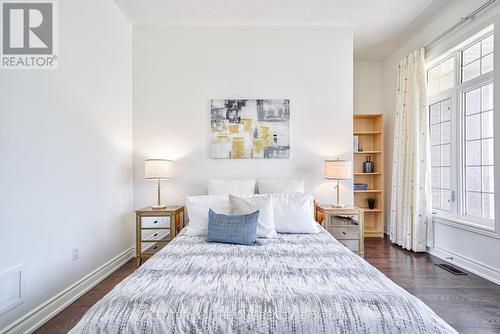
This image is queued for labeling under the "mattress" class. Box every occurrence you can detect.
[70,228,457,333]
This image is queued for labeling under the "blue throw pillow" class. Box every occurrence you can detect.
[207,209,259,245]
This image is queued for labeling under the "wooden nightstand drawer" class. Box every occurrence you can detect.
[339,239,359,253]
[141,230,170,245]
[330,226,359,239]
[141,216,169,229]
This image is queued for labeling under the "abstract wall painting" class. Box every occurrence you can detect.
[210,99,290,159]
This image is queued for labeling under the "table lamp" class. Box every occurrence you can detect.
[144,159,173,209]
[325,159,352,208]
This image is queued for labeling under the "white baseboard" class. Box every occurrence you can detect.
[0,248,135,334]
[428,246,500,285]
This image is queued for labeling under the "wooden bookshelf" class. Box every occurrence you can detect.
[353,114,384,238]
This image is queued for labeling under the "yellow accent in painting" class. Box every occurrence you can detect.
[231,137,245,159]
[260,125,271,147]
[241,118,253,132]
[253,139,263,154]
[228,124,240,134]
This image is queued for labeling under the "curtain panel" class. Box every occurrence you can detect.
[389,48,432,252]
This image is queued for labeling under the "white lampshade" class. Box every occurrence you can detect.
[325,159,352,180]
[144,159,173,179]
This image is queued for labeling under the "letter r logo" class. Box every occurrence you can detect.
[2,2,53,54]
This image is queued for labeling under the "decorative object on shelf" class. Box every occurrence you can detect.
[367,198,376,209]
[210,99,290,159]
[353,135,360,152]
[325,159,352,208]
[353,183,368,191]
[144,159,173,209]
[362,156,374,173]
[358,143,364,152]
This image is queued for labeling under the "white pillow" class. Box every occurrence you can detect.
[271,193,320,234]
[257,179,304,194]
[229,194,277,238]
[208,179,256,196]
[185,195,230,236]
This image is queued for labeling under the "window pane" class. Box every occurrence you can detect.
[428,81,440,96]
[430,124,441,145]
[463,42,481,65]
[482,35,494,55]
[441,144,451,166]
[441,99,451,121]
[428,66,440,83]
[441,167,451,188]
[431,146,441,166]
[466,191,482,217]
[432,167,441,186]
[430,103,441,124]
[441,121,451,144]
[432,190,441,210]
[481,53,494,74]
[483,193,495,220]
[482,110,493,138]
[441,72,454,91]
[466,167,481,191]
[482,166,494,193]
[441,57,454,75]
[465,88,481,115]
[482,84,493,111]
[482,138,494,165]
[441,190,451,211]
[465,114,481,140]
[466,140,481,165]
[462,59,481,82]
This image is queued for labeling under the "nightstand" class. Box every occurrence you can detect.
[135,206,185,267]
[315,204,364,256]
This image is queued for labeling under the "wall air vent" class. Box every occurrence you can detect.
[435,263,467,275]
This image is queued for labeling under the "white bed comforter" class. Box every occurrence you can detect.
[70,228,457,333]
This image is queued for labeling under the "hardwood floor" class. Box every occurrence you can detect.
[363,238,500,334]
[35,237,500,334]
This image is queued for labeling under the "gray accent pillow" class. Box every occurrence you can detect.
[207,209,259,245]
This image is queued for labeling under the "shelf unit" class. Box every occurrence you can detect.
[353,114,384,238]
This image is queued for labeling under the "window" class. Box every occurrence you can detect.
[427,29,495,229]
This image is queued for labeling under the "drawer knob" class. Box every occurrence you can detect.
[342,231,347,235]
[154,233,158,237]
[154,220,158,224]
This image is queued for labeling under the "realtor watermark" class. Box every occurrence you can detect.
[1,0,57,69]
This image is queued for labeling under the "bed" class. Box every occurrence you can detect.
[70,226,456,333]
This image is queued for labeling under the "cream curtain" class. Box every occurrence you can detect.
[389,48,432,252]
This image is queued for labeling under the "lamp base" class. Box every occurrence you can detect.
[152,204,167,210]
[331,203,347,208]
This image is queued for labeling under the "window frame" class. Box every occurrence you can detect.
[426,29,495,231]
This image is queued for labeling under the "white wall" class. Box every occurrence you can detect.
[0,0,133,330]
[133,25,354,207]
[354,61,384,115]
[382,1,500,283]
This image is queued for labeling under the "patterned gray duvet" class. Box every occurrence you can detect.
[70,228,457,333]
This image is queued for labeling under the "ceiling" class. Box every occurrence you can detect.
[114,0,455,61]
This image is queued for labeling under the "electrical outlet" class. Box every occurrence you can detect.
[72,247,79,262]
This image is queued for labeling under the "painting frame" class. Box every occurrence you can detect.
[210,99,290,159]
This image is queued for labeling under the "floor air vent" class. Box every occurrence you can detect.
[436,263,467,275]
